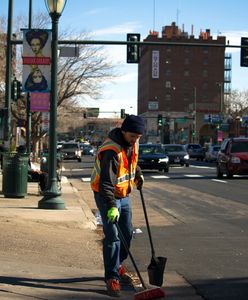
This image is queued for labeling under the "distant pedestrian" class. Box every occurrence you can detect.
[91,115,145,297]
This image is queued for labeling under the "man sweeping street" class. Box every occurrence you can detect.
[91,114,145,297]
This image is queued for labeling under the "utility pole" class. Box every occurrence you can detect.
[193,87,197,143]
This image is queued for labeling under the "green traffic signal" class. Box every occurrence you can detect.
[11,79,22,101]
[157,114,163,127]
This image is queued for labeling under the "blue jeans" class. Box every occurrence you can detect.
[94,192,133,281]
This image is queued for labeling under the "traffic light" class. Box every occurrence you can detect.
[11,78,22,101]
[157,114,163,128]
[241,37,248,67]
[0,108,7,127]
[208,114,212,123]
[127,33,140,64]
[120,109,125,119]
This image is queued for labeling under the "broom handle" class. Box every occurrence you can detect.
[139,189,156,258]
[115,222,147,289]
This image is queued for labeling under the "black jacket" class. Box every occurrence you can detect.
[98,128,142,208]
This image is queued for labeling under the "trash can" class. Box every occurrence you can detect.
[2,152,29,198]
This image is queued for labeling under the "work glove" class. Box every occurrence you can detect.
[135,175,144,190]
[107,207,120,223]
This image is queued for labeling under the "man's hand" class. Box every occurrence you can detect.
[107,207,120,223]
[135,175,144,190]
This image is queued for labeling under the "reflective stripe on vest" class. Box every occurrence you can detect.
[91,139,138,198]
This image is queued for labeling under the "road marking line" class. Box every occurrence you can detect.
[82,177,91,182]
[212,179,227,183]
[184,174,203,177]
[191,165,215,169]
[151,175,170,179]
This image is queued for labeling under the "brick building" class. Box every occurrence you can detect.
[138,22,231,145]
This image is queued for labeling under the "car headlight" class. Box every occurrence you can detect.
[231,156,240,163]
[41,157,47,163]
[159,157,169,163]
[184,154,189,159]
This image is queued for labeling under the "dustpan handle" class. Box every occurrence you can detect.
[115,222,147,289]
[139,189,156,258]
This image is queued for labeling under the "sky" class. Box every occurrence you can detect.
[2,0,248,117]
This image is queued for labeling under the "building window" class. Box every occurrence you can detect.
[165,94,171,101]
[184,47,190,53]
[202,93,208,100]
[203,48,208,54]
[183,96,189,102]
[203,58,208,65]
[184,70,190,76]
[166,47,172,53]
[202,70,208,77]
[165,69,172,76]
[202,82,208,90]
[165,81,171,88]
[184,57,190,64]
[165,58,171,64]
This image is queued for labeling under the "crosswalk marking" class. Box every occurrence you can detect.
[151,175,170,179]
[82,177,91,182]
[184,174,203,178]
[212,179,227,183]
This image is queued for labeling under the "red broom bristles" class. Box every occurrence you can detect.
[134,287,165,300]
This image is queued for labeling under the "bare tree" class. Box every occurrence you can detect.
[225,89,248,117]
[0,12,116,151]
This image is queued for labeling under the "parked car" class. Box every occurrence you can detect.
[61,142,82,162]
[184,143,205,161]
[138,144,169,173]
[216,137,248,178]
[205,145,221,162]
[163,144,190,167]
[80,143,96,156]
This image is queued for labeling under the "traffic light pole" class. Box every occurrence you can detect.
[4,0,13,148]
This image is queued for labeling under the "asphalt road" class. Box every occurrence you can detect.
[62,157,248,300]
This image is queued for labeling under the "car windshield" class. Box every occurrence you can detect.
[139,146,164,155]
[188,144,201,149]
[231,142,248,153]
[213,146,220,151]
[164,145,184,152]
[62,143,78,149]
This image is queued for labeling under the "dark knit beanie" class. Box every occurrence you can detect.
[121,114,145,134]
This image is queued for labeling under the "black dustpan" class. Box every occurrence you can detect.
[139,189,167,287]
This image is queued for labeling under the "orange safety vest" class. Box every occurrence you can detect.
[91,138,138,198]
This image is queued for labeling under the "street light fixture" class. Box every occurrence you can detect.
[38,0,67,209]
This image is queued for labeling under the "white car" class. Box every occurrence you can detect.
[205,145,221,162]
[61,142,82,162]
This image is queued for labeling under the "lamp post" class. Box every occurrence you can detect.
[4,0,13,148]
[193,87,197,143]
[216,82,224,114]
[38,0,67,210]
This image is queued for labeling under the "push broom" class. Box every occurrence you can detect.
[115,222,165,300]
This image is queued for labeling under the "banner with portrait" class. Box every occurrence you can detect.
[22,29,52,93]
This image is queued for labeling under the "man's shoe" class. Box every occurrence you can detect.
[118,265,133,285]
[106,279,121,297]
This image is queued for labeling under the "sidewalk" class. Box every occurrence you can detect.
[0,174,203,300]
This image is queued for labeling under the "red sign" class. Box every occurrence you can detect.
[30,93,50,112]
[23,57,51,65]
